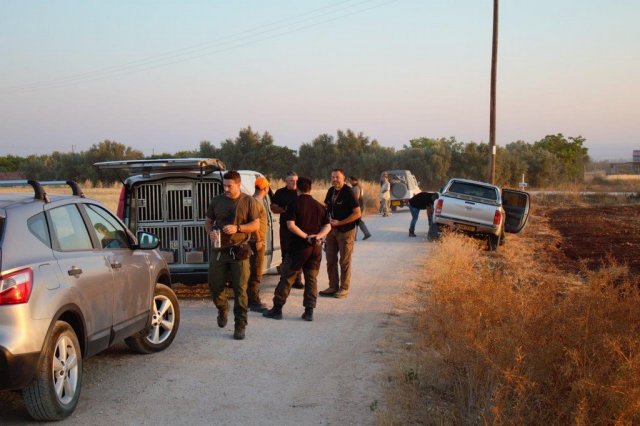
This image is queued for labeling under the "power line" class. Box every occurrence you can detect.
[3,0,398,94]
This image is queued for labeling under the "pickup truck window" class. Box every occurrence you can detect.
[448,182,498,201]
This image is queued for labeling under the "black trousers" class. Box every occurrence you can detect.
[272,244,322,309]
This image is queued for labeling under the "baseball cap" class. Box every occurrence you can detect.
[255,176,269,190]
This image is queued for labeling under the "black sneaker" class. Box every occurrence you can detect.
[262,307,283,320]
[409,232,417,237]
[249,302,268,313]
[301,308,313,322]
[363,234,372,240]
[292,281,304,289]
[233,325,245,340]
[217,310,228,328]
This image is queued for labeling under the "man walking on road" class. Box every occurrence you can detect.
[349,176,372,240]
[263,177,331,321]
[205,171,261,340]
[271,171,304,289]
[319,168,361,299]
[248,176,270,312]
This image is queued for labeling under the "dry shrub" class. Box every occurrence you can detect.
[414,231,640,424]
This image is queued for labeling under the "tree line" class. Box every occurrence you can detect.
[0,127,589,189]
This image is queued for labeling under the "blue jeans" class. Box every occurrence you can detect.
[409,205,420,233]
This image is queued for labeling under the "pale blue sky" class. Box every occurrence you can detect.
[1,0,638,160]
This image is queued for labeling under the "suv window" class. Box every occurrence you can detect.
[49,204,93,251]
[27,213,51,246]
[85,204,130,249]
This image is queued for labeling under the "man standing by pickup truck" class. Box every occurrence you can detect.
[320,168,361,299]
[408,192,438,237]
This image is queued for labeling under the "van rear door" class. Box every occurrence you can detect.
[502,189,530,233]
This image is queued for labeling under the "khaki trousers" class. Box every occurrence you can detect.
[325,227,356,291]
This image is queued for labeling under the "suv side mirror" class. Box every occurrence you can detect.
[136,231,160,250]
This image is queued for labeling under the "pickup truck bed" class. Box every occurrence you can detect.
[430,178,530,250]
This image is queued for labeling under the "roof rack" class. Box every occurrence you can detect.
[0,180,84,203]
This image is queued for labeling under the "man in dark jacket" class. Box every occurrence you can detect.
[270,171,304,289]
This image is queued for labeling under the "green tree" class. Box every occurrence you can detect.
[85,140,144,184]
[534,134,589,182]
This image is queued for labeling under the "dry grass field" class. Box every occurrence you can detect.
[379,200,640,424]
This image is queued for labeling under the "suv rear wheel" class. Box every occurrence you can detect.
[125,284,180,354]
[23,321,82,421]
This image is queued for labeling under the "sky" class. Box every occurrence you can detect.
[1,0,639,161]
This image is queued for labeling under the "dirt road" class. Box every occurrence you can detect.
[0,209,431,425]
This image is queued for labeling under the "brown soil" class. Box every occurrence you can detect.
[544,205,640,274]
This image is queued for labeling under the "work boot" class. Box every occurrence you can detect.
[301,307,314,322]
[262,306,283,320]
[319,287,338,297]
[233,324,246,340]
[249,302,268,313]
[334,289,349,299]
[217,309,228,328]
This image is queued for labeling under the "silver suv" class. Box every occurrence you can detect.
[0,180,180,421]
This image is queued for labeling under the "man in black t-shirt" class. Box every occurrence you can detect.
[319,168,361,299]
[408,192,439,237]
[270,171,304,289]
[263,177,331,321]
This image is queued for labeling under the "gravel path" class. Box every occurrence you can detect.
[0,209,432,425]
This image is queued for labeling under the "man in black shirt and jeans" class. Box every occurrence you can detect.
[270,171,304,289]
[263,177,331,321]
[319,168,361,299]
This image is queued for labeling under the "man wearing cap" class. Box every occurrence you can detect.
[248,176,270,312]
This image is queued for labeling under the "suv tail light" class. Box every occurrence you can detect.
[493,209,502,226]
[435,199,443,215]
[0,268,33,305]
[116,186,126,219]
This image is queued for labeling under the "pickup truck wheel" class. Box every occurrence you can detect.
[23,321,82,421]
[125,284,180,354]
[488,234,501,251]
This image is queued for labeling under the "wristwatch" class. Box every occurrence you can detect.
[236,224,241,233]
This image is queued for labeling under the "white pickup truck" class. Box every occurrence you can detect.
[429,178,530,250]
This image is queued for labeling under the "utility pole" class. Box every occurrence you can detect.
[488,0,499,184]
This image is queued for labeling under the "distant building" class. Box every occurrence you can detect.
[608,150,640,175]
